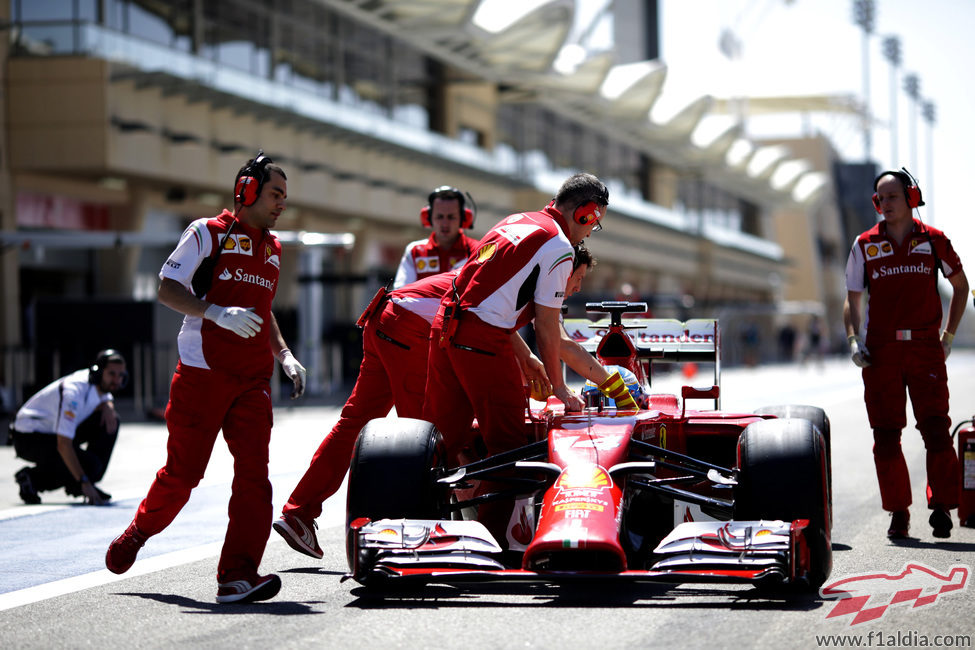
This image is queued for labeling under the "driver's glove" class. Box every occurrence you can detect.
[598,370,639,410]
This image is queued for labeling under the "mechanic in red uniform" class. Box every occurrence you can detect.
[510,242,639,409]
[272,269,456,559]
[273,243,628,560]
[393,186,479,288]
[105,153,307,604]
[423,172,608,542]
[843,168,969,540]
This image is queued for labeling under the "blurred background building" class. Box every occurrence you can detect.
[0,0,921,414]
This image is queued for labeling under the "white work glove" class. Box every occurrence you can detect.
[941,330,954,360]
[278,349,306,399]
[848,335,870,368]
[204,304,263,338]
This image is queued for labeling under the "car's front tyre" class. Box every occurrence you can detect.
[345,417,448,571]
[734,417,832,589]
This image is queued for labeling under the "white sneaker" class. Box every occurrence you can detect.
[272,514,324,559]
[216,574,281,604]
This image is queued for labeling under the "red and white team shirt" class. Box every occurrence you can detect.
[160,209,281,378]
[845,218,963,343]
[391,270,457,324]
[393,232,478,289]
[452,205,574,331]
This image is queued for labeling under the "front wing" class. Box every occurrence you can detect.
[345,518,812,587]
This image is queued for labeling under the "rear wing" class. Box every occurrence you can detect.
[563,317,719,364]
[563,311,721,408]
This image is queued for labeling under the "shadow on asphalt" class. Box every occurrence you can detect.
[888,537,975,552]
[343,580,827,612]
[279,567,346,576]
[120,591,323,615]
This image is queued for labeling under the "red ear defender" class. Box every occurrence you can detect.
[573,201,601,225]
[872,168,925,214]
[871,183,922,213]
[235,151,272,207]
[905,184,922,209]
[235,176,259,207]
[421,186,475,229]
[420,206,474,229]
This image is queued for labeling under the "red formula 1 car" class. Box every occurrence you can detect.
[345,301,832,591]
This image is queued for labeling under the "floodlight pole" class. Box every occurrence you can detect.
[882,36,901,166]
[903,73,920,173]
[853,0,875,161]
[921,100,936,224]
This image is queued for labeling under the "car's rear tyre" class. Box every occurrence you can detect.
[735,418,832,589]
[345,418,447,571]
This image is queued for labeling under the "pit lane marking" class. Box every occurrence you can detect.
[0,542,223,612]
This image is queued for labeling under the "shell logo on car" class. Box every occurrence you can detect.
[556,465,610,489]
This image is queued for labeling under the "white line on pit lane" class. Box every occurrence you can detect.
[0,499,348,612]
[0,541,224,612]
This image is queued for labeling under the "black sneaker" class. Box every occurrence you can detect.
[929,509,952,539]
[15,467,41,505]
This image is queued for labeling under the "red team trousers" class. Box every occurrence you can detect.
[423,312,531,460]
[423,312,536,542]
[283,300,430,521]
[862,339,960,511]
[134,362,273,583]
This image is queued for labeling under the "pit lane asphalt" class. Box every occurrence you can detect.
[2,352,974,649]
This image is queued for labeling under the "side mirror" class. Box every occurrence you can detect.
[681,385,720,400]
[681,385,720,417]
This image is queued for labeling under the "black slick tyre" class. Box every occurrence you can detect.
[735,418,832,589]
[345,418,447,571]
